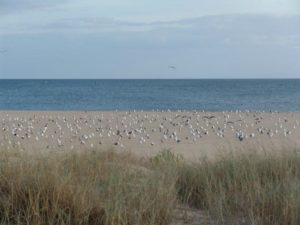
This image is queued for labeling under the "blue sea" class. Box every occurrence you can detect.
[0,79,299,111]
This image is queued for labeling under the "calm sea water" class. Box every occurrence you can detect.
[0,79,299,111]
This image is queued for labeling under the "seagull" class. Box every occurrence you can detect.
[0,50,7,54]
[169,66,176,70]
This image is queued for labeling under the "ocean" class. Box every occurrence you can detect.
[0,79,299,111]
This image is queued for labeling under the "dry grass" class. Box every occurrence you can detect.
[177,149,300,225]
[0,148,299,225]
[0,149,177,225]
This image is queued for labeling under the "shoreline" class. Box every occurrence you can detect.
[1,110,300,112]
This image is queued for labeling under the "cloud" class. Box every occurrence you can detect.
[0,16,192,34]
[1,14,299,49]
[172,15,300,48]
[1,14,300,78]
[0,0,68,13]
[1,14,298,33]
[1,0,298,37]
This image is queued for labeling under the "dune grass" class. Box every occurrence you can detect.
[176,149,300,225]
[0,148,299,225]
[0,149,177,225]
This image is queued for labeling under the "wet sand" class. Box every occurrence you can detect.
[1,111,299,160]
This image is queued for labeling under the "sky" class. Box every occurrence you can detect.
[0,0,299,78]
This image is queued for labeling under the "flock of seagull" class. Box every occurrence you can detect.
[0,111,299,151]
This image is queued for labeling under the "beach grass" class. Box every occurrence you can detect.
[176,149,300,224]
[0,149,177,225]
[0,148,299,225]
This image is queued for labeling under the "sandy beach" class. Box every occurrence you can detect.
[1,111,299,159]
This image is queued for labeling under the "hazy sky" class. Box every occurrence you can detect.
[0,0,299,78]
